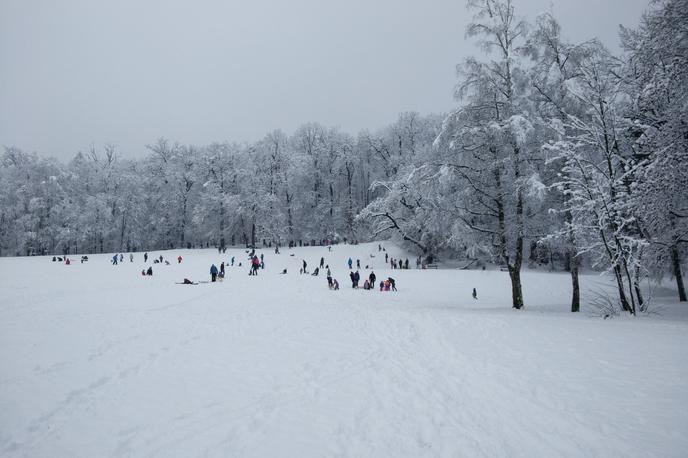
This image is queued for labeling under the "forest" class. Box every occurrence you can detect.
[1,0,686,312]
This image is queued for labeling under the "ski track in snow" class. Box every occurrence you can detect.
[1,243,687,457]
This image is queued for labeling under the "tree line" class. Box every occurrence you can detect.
[1,0,685,311]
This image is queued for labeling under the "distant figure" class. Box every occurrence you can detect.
[165,260,170,265]
[416,257,421,269]
[141,269,146,276]
[320,257,325,268]
[275,246,280,254]
[348,257,353,269]
[363,279,370,290]
[52,256,56,262]
[388,277,397,291]
[405,258,409,269]
[218,271,225,281]
[119,253,124,263]
[231,256,235,266]
[220,262,225,275]
[178,255,183,264]
[369,271,376,288]
[65,258,71,265]
[472,288,477,300]
[385,253,388,263]
[159,255,163,263]
[349,271,356,288]
[146,266,153,276]
[333,279,339,290]
[280,268,287,274]
[327,275,333,288]
[183,278,194,284]
[379,281,384,291]
[112,254,118,265]
[130,253,134,263]
[356,259,360,269]
[302,260,308,274]
[328,246,332,252]
[210,264,218,282]
[312,267,320,276]
[144,252,148,263]
[378,244,381,251]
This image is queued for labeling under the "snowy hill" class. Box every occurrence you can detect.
[1,242,687,457]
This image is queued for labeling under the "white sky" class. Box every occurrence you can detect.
[0,0,650,160]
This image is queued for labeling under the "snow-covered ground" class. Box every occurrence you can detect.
[1,242,687,457]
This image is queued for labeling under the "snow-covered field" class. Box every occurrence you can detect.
[1,242,687,457]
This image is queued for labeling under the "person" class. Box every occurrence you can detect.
[65,258,71,265]
[388,277,397,291]
[52,256,57,262]
[378,244,381,251]
[326,266,331,277]
[231,256,235,266]
[130,253,134,262]
[328,245,332,252]
[369,271,376,288]
[327,275,333,288]
[379,281,384,291]
[183,278,194,284]
[280,268,288,274]
[218,270,225,281]
[210,264,218,282]
[260,253,264,262]
[416,257,421,269]
[146,266,153,276]
[159,255,163,263]
[348,257,353,269]
[405,258,409,269]
[141,269,146,276]
[320,257,325,268]
[165,260,170,265]
[356,259,360,269]
[363,279,370,290]
[312,267,319,276]
[112,254,118,265]
[144,252,148,263]
[178,255,183,264]
[349,271,356,288]
[119,253,124,263]
[302,260,308,274]
[220,262,225,276]
[333,279,339,290]
[275,246,280,254]
[472,288,477,300]
[385,253,388,263]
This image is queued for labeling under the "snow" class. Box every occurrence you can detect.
[1,242,687,457]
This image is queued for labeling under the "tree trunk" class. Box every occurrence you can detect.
[570,255,580,312]
[509,267,524,309]
[671,246,687,302]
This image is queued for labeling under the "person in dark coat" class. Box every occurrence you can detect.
[349,271,356,288]
[302,260,308,274]
[369,271,376,288]
[220,262,225,275]
[472,288,477,300]
[210,264,218,282]
[405,258,409,269]
[146,266,153,276]
[320,257,325,268]
[144,252,148,262]
[354,270,360,288]
[388,277,397,291]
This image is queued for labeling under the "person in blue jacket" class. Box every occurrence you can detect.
[210,264,218,282]
[348,257,353,269]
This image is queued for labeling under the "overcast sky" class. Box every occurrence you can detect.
[1,0,650,160]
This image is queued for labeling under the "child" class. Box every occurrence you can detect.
[333,279,339,290]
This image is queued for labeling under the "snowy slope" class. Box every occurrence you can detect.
[1,243,687,457]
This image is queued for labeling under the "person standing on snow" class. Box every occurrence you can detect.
[210,264,218,282]
[320,257,325,269]
[129,253,134,262]
[112,254,118,265]
[472,288,477,300]
[144,252,148,263]
[178,255,183,264]
[231,256,235,266]
[369,271,376,288]
[302,260,308,274]
[356,259,360,269]
[349,271,356,288]
[348,257,353,269]
[220,262,225,276]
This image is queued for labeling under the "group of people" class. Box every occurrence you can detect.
[346,270,397,291]
[383,253,410,270]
